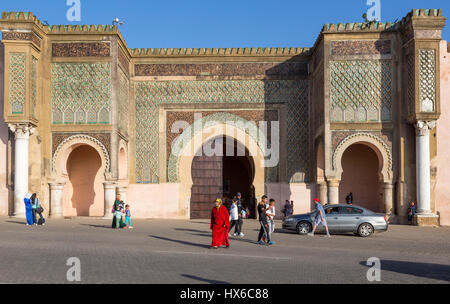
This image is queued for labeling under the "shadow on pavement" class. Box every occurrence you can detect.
[174,228,209,233]
[181,274,230,284]
[150,235,210,249]
[188,232,257,245]
[6,220,26,225]
[360,260,450,282]
[81,224,111,229]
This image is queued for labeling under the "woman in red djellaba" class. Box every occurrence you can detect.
[210,198,230,249]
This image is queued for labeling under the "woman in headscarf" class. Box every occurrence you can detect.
[24,193,34,226]
[210,198,230,249]
[112,194,126,229]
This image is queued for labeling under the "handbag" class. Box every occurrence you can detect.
[36,207,44,214]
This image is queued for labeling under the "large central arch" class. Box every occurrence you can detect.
[172,121,266,219]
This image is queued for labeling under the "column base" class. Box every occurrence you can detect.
[413,213,439,227]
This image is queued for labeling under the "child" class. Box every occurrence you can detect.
[408,202,416,224]
[123,204,133,229]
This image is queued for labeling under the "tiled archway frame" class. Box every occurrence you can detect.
[52,134,111,179]
[332,132,393,183]
[167,112,269,183]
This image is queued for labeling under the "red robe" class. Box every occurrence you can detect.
[210,205,230,247]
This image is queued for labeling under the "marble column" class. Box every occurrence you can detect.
[327,180,340,205]
[414,121,435,214]
[103,181,117,217]
[383,182,394,216]
[318,182,327,205]
[49,183,65,218]
[9,124,35,217]
[117,186,128,203]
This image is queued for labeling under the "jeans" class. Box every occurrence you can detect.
[32,209,37,224]
[229,219,240,234]
[257,221,271,243]
[124,216,132,227]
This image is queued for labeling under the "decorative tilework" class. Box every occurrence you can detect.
[134,80,309,184]
[419,49,436,113]
[330,60,392,123]
[31,56,37,118]
[406,53,415,115]
[51,62,112,124]
[118,67,129,135]
[9,53,26,115]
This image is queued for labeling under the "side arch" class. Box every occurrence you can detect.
[332,133,393,183]
[52,134,111,179]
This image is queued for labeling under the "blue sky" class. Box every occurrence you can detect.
[1,0,449,48]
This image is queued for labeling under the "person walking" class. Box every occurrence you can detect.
[266,199,276,243]
[228,199,240,236]
[31,193,45,225]
[346,193,353,205]
[234,192,245,237]
[308,198,331,238]
[408,202,416,224]
[210,198,230,249]
[112,196,125,229]
[283,200,293,218]
[24,193,34,226]
[257,195,274,246]
[123,204,133,229]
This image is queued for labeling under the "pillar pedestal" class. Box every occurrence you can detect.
[327,180,340,205]
[318,182,327,205]
[383,182,394,222]
[414,121,439,226]
[103,181,117,218]
[49,183,65,218]
[9,124,35,218]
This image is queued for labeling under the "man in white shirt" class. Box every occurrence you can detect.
[265,199,276,244]
[228,199,240,236]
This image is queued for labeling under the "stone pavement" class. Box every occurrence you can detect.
[0,216,449,284]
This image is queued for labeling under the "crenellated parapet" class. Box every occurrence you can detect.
[129,47,311,57]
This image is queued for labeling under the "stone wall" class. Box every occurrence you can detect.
[436,41,450,226]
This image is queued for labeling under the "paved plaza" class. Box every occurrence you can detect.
[0,216,449,284]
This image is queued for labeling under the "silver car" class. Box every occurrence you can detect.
[282,204,388,237]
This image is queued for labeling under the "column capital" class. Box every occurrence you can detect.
[414,120,436,136]
[8,123,35,139]
[103,181,117,189]
[49,182,65,190]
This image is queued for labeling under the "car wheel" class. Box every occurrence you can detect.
[296,221,312,235]
[358,223,374,237]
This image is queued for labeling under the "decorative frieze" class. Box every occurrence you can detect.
[135,62,308,77]
[52,42,111,57]
[330,40,391,56]
[52,132,111,160]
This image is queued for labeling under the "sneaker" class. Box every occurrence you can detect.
[268,241,276,245]
[325,234,331,238]
[210,246,218,249]
[307,232,314,237]
[257,240,265,245]
[233,233,238,236]
[129,226,133,229]
[123,227,127,229]
[239,233,244,237]
[228,233,232,237]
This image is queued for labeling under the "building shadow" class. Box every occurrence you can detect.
[80,224,111,229]
[174,228,209,233]
[150,235,210,249]
[181,274,230,284]
[5,220,26,225]
[359,260,450,282]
